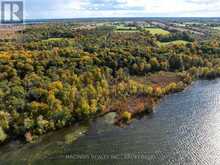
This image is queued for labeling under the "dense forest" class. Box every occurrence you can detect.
[1,23,220,143]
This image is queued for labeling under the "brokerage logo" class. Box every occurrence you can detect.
[1,1,23,24]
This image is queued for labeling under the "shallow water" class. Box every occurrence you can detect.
[1,80,220,165]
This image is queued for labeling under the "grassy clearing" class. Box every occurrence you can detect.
[42,38,65,42]
[115,30,139,33]
[41,38,74,43]
[157,40,190,46]
[213,27,220,30]
[131,71,180,87]
[145,28,170,35]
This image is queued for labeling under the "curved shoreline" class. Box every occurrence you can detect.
[0,71,192,145]
[0,71,217,147]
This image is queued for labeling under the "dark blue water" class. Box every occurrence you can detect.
[1,80,220,165]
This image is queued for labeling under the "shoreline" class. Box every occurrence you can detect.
[0,71,217,146]
[0,72,189,146]
[1,76,219,163]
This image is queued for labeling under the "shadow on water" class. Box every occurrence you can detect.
[1,79,220,164]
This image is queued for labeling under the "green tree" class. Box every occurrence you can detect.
[0,127,7,143]
[169,54,184,71]
[150,58,160,71]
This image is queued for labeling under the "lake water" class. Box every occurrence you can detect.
[1,79,220,165]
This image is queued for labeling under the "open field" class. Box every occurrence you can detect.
[213,27,220,30]
[0,26,24,40]
[145,28,170,35]
[114,30,139,33]
[42,38,65,42]
[157,40,190,46]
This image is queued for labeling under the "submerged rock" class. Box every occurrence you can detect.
[64,125,89,144]
[103,112,117,124]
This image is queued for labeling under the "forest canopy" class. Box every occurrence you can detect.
[0,23,220,143]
